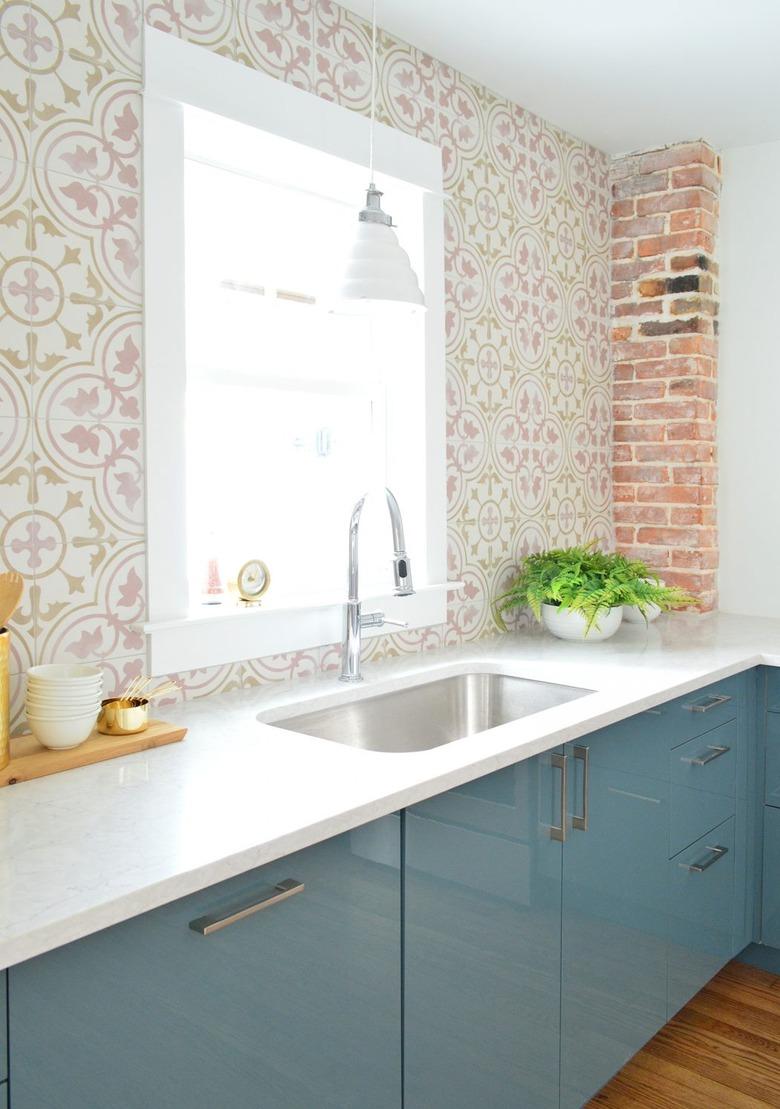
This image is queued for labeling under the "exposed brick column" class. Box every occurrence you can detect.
[610,141,721,611]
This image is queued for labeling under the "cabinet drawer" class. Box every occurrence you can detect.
[765,710,780,807]
[590,675,743,779]
[669,720,737,856]
[668,817,736,1016]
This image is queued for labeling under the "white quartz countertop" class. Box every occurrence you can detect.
[3,610,780,971]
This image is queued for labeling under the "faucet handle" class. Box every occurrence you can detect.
[360,612,408,630]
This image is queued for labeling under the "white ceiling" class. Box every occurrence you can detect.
[351,0,780,154]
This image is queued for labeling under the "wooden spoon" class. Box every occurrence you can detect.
[0,572,23,628]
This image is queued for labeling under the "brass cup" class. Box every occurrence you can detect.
[0,628,9,770]
[97,697,149,736]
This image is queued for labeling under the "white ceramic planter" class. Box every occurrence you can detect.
[541,603,623,642]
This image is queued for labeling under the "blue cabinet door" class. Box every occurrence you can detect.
[762,805,780,947]
[560,737,669,1109]
[404,751,564,1109]
[9,818,401,1109]
[668,816,736,1015]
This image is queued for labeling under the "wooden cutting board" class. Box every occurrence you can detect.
[1,720,187,787]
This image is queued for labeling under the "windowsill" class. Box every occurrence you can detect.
[145,582,462,674]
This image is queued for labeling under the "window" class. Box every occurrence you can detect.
[143,30,445,673]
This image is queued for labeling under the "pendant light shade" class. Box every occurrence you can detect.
[339,184,425,307]
[337,0,425,310]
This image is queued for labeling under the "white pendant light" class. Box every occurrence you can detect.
[338,0,425,309]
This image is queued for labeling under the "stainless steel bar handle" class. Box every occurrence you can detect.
[550,753,568,842]
[644,709,663,716]
[189,879,304,936]
[679,845,728,873]
[572,745,589,831]
[680,744,730,767]
[684,693,732,713]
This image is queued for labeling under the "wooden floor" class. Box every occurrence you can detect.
[588,960,780,1108]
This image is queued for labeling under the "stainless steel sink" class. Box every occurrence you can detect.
[269,671,592,753]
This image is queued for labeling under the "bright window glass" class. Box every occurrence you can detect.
[183,110,424,606]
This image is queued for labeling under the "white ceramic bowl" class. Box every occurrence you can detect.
[26,687,102,702]
[26,710,98,749]
[27,681,102,694]
[27,664,102,683]
[25,700,101,719]
[541,603,623,642]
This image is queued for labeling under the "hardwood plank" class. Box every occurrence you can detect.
[587,959,780,1108]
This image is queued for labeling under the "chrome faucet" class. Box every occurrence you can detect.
[340,488,415,682]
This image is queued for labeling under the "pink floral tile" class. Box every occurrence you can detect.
[31,76,141,193]
[235,6,314,89]
[314,0,371,111]
[0,2,34,151]
[29,0,142,80]
[33,306,142,422]
[33,539,145,664]
[0,156,31,280]
[145,0,237,57]
[33,415,145,542]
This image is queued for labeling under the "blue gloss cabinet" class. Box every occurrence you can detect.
[8,818,401,1109]
[560,741,668,1109]
[404,751,564,1109]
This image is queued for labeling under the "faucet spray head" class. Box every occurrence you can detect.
[393,553,414,596]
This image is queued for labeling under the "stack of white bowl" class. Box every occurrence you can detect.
[26,664,103,750]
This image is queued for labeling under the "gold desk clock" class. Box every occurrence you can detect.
[237,559,271,605]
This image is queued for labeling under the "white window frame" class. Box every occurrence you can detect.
[143,28,447,674]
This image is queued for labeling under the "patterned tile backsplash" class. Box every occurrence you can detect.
[0,0,611,729]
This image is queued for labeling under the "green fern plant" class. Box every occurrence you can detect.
[495,544,696,633]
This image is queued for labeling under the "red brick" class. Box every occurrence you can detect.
[615,526,636,544]
[670,253,711,272]
[612,258,669,282]
[612,326,632,342]
[613,445,633,462]
[671,165,721,192]
[671,465,718,485]
[611,198,635,218]
[670,506,717,526]
[613,404,634,422]
[634,400,699,420]
[669,336,718,356]
[636,526,705,547]
[637,485,702,504]
[612,215,666,238]
[614,464,669,484]
[615,299,663,317]
[636,189,717,216]
[634,444,713,464]
[612,171,668,199]
[670,208,716,233]
[670,549,719,570]
[614,504,669,525]
[612,282,631,300]
[638,230,714,257]
[636,279,665,297]
[614,363,634,382]
[611,240,635,260]
[613,340,668,360]
[639,142,717,174]
[617,545,672,568]
[614,382,665,402]
[614,485,636,502]
[633,357,702,380]
[613,422,665,442]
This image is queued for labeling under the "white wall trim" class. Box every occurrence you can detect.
[143,27,446,671]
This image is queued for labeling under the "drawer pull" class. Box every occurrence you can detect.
[679,844,728,873]
[683,693,732,714]
[189,879,304,935]
[680,744,731,767]
[573,745,589,831]
[550,752,568,842]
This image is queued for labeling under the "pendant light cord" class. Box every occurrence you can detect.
[368,0,376,183]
